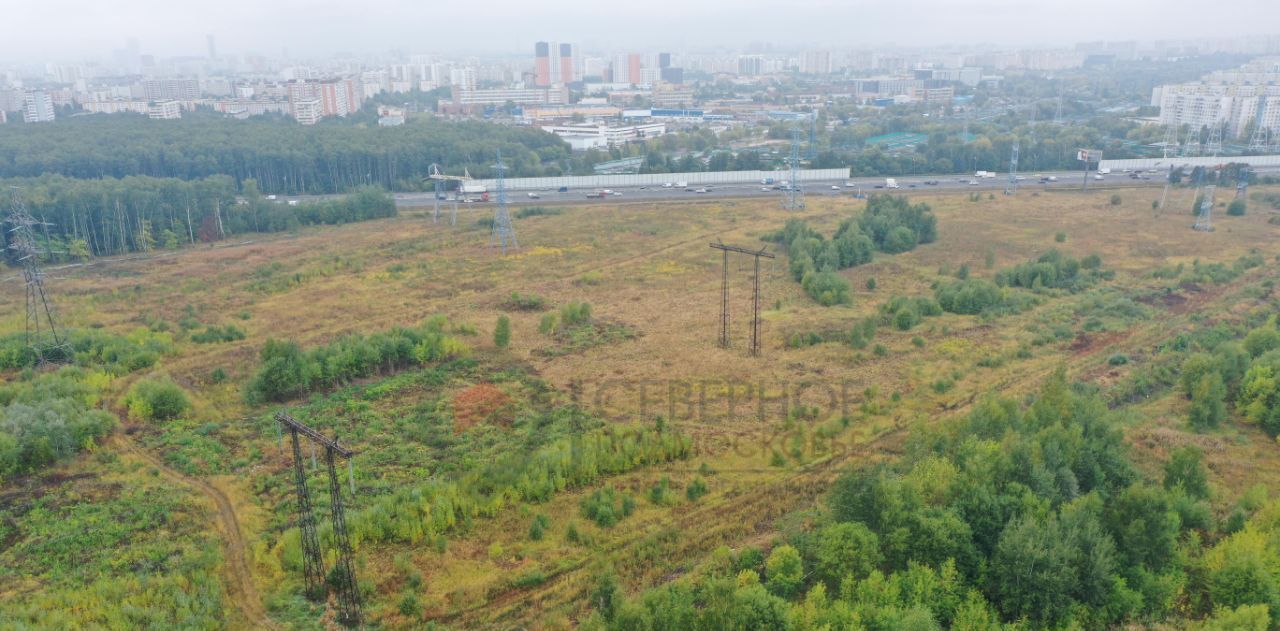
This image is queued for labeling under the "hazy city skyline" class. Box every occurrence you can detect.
[6,0,1280,62]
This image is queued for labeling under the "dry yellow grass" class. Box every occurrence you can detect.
[6,186,1280,627]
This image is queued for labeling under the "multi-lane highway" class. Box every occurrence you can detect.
[391,168,1176,209]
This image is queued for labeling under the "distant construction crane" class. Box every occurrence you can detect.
[782,127,805,210]
[276,412,362,627]
[488,150,518,254]
[7,186,69,365]
[427,164,471,225]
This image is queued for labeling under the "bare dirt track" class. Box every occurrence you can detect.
[112,433,278,630]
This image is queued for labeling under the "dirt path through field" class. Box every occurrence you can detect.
[112,433,278,630]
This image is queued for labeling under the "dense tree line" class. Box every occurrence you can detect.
[765,195,937,306]
[1,175,395,258]
[0,113,573,194]
[584,370,1280,629]
[245,316,471,403]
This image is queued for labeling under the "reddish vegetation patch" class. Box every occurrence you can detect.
[452,383,513,433]
[1071,331,1127,356]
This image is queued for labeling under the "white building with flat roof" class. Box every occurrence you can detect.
[540,122,666,147]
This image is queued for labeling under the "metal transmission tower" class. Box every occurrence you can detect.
[1193,184,1217,232]
[1162,124,1181,159]
[1004,136,1020,195]
[286,425,325,601]
[488,151,518,254]
[782,127,805,210]
[427,164,470,225]
[1054,81,1064,124]
[1159,165,1175,211]
[1232,166,1251,200]
[716,246,729,347]
[709,242,775,357]
[807,113,818,159]
[1181,125,1201,157]
[1204,121,1224,157]
[1248,99,1271,152]
[7,186,69,364]
[276,412,362,627]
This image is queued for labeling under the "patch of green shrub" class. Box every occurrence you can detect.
[125,376,191,422]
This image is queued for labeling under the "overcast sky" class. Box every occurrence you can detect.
[5,0,1279,62]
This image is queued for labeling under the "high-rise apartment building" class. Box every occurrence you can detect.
[22,91,55,123]
[534,42,551,86]
[559,43,575,84]
[1157,83,1280,139]
[142,79,200,101]
[287,76,361,123]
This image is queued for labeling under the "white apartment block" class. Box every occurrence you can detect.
[1156,83,1280,138]
[292,98,323,125]
[148,100,182,120]
[22,91,55,123]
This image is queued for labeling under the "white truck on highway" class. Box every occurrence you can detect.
[885,178,900,189]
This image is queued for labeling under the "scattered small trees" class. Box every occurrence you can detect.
[494,315,511,349]
[767,196,937,306]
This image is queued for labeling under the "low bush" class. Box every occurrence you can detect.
[125,376,191,422]
[935,278,1004,315]
[501,292,547,311]
[190,324,245,344]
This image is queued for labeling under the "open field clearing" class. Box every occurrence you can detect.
[4,184,1280,629]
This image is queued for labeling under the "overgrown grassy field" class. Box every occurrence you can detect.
[3,184,1280,628]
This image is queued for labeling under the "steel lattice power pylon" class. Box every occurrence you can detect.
[488,150,518,254]
[1249,98,1271,152]
[710,242,775,357]
[782,127,805,210]
[1204,121,1224,157]
[7,186,69,364]
[427,163,469,226]
[276,412,362,627]
[1193,184,1217,232]
[1004,136,1020,195]
[1181,125,1201,157]
[1162,124,1181,159]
